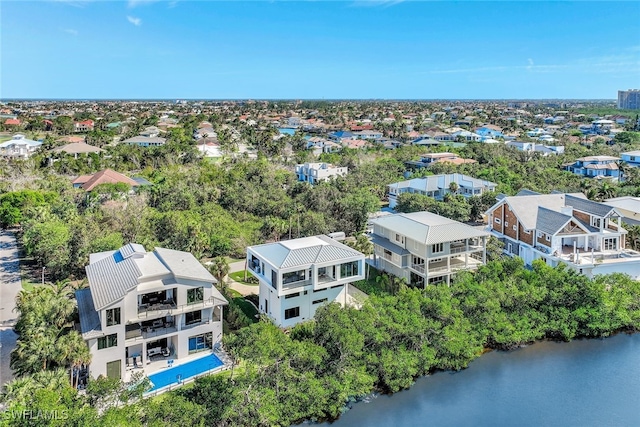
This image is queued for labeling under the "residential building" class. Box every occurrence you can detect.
[451,130,481,142]
[620,150,640,168]
[591,119,615,135]
[506,141,565,156]
[475,125,504,141]
[387,173,497,209]
[605,197,640,226]
[405,152,476,169]
[52,141,104,158]
[76,244,227,380]
[564,155,621,180]
[72,169,140,191]
[370,211,489,286]
[617,89,640,110]
[246,235,366,328]
[122,136,166,147]
[295,162,348,184]
[74,120,95,133]
[0,134,42,158]
[353,130,383,140]
[485,192,640,279]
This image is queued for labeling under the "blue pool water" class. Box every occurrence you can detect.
[147,353,224,392]
[278,128,295,135]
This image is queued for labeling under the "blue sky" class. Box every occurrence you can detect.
[2,1,639,99]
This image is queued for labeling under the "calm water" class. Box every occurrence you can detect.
[325,334,640,427]
[278,128,296,135]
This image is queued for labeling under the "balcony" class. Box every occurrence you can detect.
[410,263,425,274]
[125,323,178,343]
[137,297,221,319]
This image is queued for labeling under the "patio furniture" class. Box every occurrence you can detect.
[162,348,170,357]
[135,356,142,367]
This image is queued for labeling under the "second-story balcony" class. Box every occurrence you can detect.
[137,297,221,319]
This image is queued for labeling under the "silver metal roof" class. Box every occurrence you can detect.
[248,235,364,269]
[75,288,103,340]
[371,212,489,245]
[85,250,142,311]
[154,247,218,283]
[389,173,497,194]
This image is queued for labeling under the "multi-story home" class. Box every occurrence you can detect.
[485,192,640,279]
[564,155,621,181]
[370,211,489,286]
[74,119,95,133]
[620,150,640,168]
[246,235,365,328]
[295,162,348,184]
[387,173,497,209]
[0,134,42,158]
[475,125,504,141]
[76,244,227,380]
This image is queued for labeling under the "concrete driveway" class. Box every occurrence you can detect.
[0,230,21,385]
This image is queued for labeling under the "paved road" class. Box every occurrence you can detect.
[0,230,20,385]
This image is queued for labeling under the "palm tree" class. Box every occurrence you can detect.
[209,256,230,285]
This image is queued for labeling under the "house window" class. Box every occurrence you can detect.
[395,233,404,244]
[284,307,300,320]
[98,333,118,350]
[283,270,306,284]
[432,243,444,253]
[312,298,328,305]
[604,238,617,251]
[524,230,531,234]
[504,221,509,227]
[106,308,121,326]
[591,217,602,228]
[513,225,517,231]
[545,235,550,242]
[340,261,359,278]
[187,287,204,304]
[285,292,300,299]
[537,231,542,238]
[495,218,501,224]
[185,310,202,325]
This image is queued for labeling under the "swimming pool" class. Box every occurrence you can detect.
[147,353,224,392]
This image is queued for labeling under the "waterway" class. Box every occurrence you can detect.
[325,334,640,427]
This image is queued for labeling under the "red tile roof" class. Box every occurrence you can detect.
[4,119,20,125]
[73,169,138,191]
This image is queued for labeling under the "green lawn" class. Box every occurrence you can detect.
[228,271,258,286]
[232,296,259,322]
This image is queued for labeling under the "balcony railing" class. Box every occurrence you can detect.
[125,325,178,342]
[137,297,220,319]
[411,264,425,274]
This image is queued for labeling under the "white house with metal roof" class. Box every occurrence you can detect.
[486,191,640,279]
[387,173,497,209]
[76,244,227,381]
[0,134,42,158]
[246,235,365,328]
[370,211,489,287]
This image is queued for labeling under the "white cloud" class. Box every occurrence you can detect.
[127,15,142,26]
[63,28,79,36]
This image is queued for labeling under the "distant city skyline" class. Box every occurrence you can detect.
[2,1,639,100]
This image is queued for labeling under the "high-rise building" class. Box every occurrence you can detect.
[617,89,640,110]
